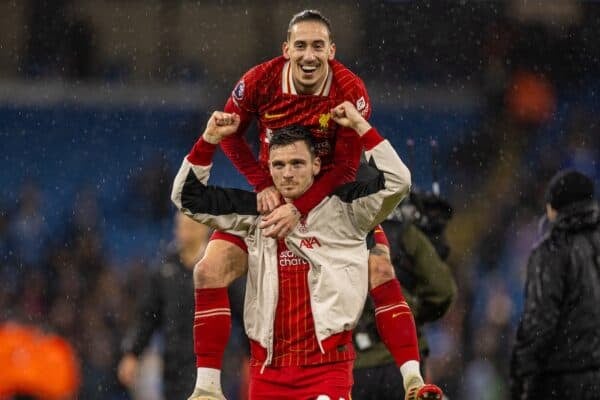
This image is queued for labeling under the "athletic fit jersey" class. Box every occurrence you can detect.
[221,56,371,214]
[250,239,354,368]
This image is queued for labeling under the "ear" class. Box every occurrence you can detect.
[328,43,336,60]
[282,41,290,60]
[312,157,321,176]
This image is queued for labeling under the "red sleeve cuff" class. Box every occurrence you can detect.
[187,137,217,166]
[360,127,384,151]
[373,224,390,248]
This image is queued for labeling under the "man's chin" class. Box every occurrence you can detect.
[281,189,301,199]
[293,76,322,93]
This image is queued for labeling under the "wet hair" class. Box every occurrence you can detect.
[287,9,333,42]
[269,125,316,157]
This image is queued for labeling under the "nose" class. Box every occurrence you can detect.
[303,48,316,62]
[283,165,294,178]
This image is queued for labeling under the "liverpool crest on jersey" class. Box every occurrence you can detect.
[318,113,331,132]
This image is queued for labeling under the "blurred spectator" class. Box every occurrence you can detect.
[126,154,174,222]
[118,213,210,400]
[353,187,457,399]
[7,182,49,271]
[511,170,600,399]
[23,0,96,79]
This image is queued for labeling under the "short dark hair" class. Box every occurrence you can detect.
[269,125,316,156]
[287,9,333,42]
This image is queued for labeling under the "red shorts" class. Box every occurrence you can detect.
[249,360,353,400]
[210,224,389,254]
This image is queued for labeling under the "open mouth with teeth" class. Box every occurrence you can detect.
[300,65,318,74]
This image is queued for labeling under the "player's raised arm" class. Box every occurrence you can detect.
[330,101,372,136]
[202,111,241,144]
[220,97,274,191]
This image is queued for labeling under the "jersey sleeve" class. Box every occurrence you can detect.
[220,97,272,190]
[348,77,372,121]
[229,65,261,113]
[219,66,273,191]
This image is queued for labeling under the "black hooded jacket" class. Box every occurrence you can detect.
[121,246,196,398]
[510,200,600,399]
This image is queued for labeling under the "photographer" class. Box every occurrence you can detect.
[353,182,457,400]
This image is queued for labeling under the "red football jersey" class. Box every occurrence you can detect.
[221,56,371,214]
[249,239,355,367]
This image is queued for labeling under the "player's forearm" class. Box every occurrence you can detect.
[187,136,218,166]
[220,98,272,190]
[356,129,412,231]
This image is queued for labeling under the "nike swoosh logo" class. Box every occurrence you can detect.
[392,312,407,318]
[264,112,286,119]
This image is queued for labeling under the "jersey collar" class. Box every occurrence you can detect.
[282,61,333,96]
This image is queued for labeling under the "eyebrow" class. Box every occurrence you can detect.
[294,39,326,45]
[271,158,307,165]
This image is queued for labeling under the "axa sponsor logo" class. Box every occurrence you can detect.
[299,237,321,249]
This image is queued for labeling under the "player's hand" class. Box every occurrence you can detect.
[331,101,371,136]
[259,203,300,239]
[117,353,139,389]
[257,186,282,214]
[202,111,240,144]
[405,383,443,400]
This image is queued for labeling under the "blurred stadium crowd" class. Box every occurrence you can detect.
[1,1,598,399]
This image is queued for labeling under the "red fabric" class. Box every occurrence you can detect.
[370,279,420,366]
[373,224,390,247]
[417,384,444,398]
[219,56,371,214]
[187,137,218,166]
[360,127,385,150]
[194,288,231,369]
[249,360,353,400]
[250,240,354,367]
[209,230,248,253]
[221,98,271,190]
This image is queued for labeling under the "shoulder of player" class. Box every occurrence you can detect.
[242,56,286,82]
[329,59,367,96]
[233,56,285,105]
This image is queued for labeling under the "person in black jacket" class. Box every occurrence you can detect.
[117,212,211,399]
[510,169,600,399]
